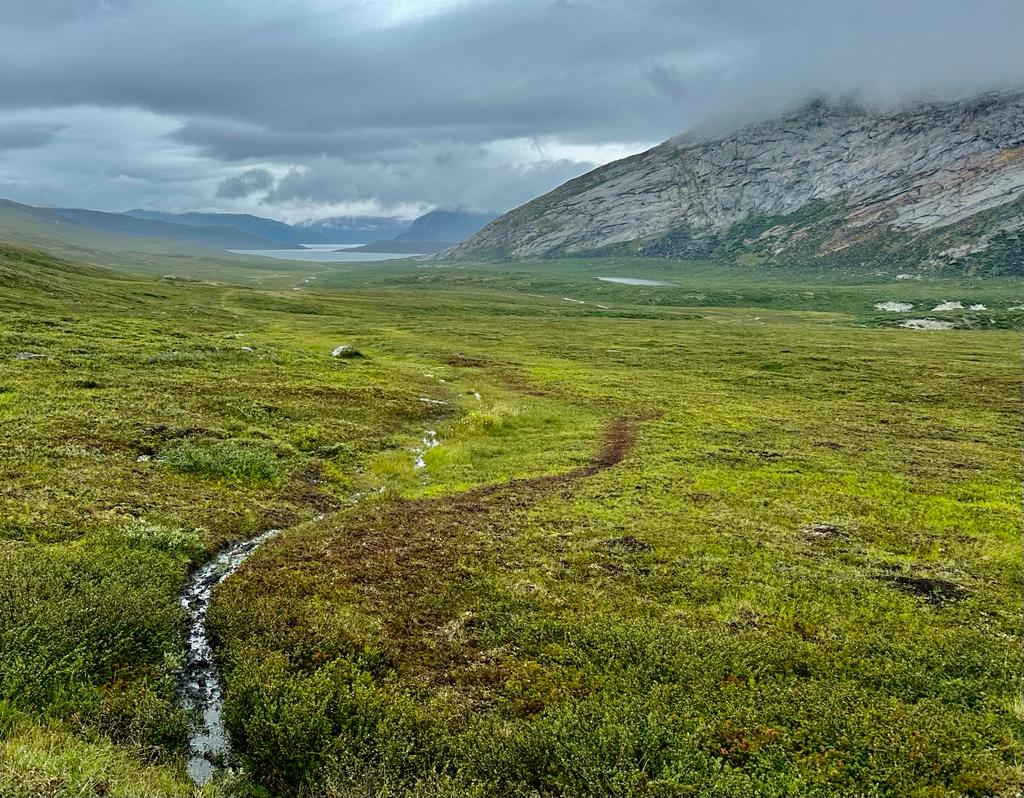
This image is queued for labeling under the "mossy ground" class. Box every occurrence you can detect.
[1,242,1020,796]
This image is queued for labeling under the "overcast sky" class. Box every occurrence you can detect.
[0,0,1019,222]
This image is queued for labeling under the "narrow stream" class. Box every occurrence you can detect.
[178,421,442,784]
[178,529,279,785]
[413,429,439,469]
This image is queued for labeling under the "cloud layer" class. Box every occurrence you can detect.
[0,0,1019,220]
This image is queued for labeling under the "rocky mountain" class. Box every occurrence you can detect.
[448,90,1024,274]
[394,210,496,242]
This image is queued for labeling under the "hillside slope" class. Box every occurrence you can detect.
[448,90,1024,274]
[55,207,291,249]
[0,199,322,283]
[395,210,496,242]
[124,209,313,246]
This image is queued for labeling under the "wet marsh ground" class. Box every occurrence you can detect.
[0,242,1021,796]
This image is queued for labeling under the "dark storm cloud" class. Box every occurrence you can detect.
[0,0,1019,216]
[216,168,275,199]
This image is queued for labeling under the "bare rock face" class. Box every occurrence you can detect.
[447,91,1024,271]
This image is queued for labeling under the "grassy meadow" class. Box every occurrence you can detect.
[0,240,1021,796]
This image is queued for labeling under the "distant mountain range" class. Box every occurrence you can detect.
[0,197,502,278]
[349,211,499,254]
[48,207,498,251]
[55,208,293,250]
[1,197,497,257]
[449,90,1024,275]
[123,209,315,246]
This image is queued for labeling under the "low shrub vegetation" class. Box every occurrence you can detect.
[1,243,1019,795]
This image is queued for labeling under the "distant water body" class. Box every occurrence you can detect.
[228,244,422,262]
[596,276,677,286]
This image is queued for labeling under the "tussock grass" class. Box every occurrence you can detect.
[0,723,202,798]
[162,440,284,483]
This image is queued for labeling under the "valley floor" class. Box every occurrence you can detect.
[0,243,1021,796]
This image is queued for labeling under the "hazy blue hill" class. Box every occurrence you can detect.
[124,209,310,246]
[395,209,496,242]
[114,208,495,248]
[0,198,312,282]
[54,207,291,249]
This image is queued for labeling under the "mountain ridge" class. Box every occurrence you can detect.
[447,89,1024,274]
[54,207,292,250]
[123,209,312,246]
[394,210,497,242]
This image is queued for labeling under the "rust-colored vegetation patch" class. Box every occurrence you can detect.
[497,369,548,396]
[238,417,637,674]
[443,353,487,367]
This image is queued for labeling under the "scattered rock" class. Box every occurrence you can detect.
[331,345,364,359]
[901,319,955,330]
[14,352,44,360]
[931,300,964,311]
[803,523,846,540]
[874,301,913,312]
[968,304,987,311]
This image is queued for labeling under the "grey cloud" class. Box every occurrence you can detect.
[0,0,1019,217]
[2,0,142,27]
[0,122,65,151]
[262,151,593,216]
[173,119,538,162]
[0,0,1016,142]
[216,168,275,198]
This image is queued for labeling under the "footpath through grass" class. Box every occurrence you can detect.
[0,241,1020,796]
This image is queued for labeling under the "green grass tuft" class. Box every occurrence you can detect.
[161,440,284,483]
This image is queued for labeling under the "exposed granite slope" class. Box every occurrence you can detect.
[448,91,1024,270]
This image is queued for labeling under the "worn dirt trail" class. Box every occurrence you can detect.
[238,416,641,674]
